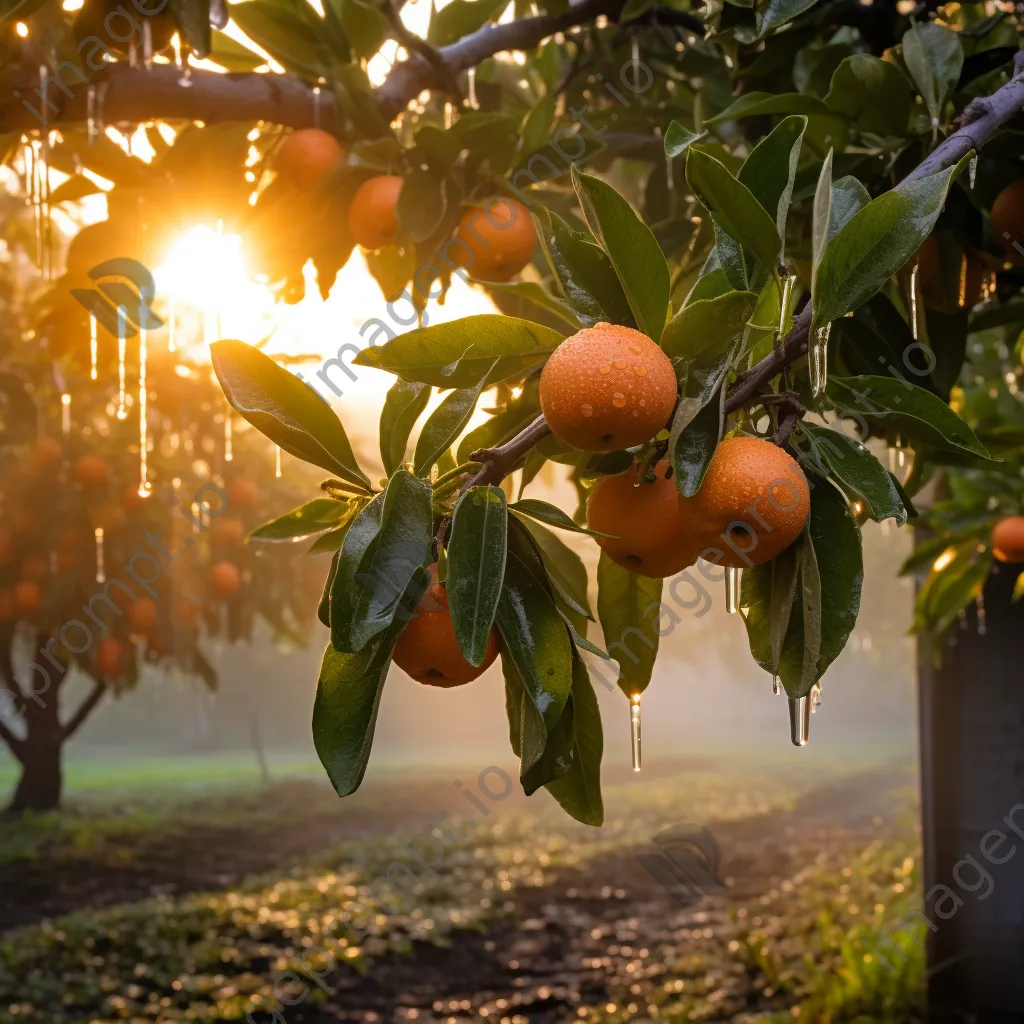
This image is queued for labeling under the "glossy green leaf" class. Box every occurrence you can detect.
[664,122,707,158]
[512,514,593,622]
[685,148,783,271]
[811,149,833,297]
[509,498,617,539]
[330,472,433,653]
[330,0,388,60]
[828,175,871,241]
[825,54,912,136]
[545,652,604,826]
[534,206,635,328]
[413,364,495,475]
[672,386,723,498]
[661,290,758,362]
[495,519,574,728]
[380,379,432,476]
[520,97,556,155]
[756,0,818,35]
[318,551,340,628]
[797,524,822,691]
[212,340,370,489]
[502,651,550,780]
[428,0,508,46]
[227,0,329,77]
[572,167,671,339]
[249,497,355,542]
[447,486,508,666]
[799,422,908,524]
[706,92,833,125]
[811,158,969,332]
[738,115,807,243]
[828,376,991,460]
[902,21,963,123]
[596,552,662,697]
[474,280,581,329]
[353,315,563,387]
[768,544,800,674]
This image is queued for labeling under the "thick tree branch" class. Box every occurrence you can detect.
[62,679,107,740]
[0,717,24,759]
[463,414,552,490]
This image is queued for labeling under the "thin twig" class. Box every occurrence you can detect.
[462,414,552,491]
[62,680,107,740]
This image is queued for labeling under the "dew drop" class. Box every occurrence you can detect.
[639,399,647,407]
[614,359,627,369]
[612,393,627,408]
[633,364,648,376]
[581,403,593,417]
[628,345,643,356]
[632,410,638,417]
[598,364,612,375]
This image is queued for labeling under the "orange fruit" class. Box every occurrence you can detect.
[0,590,14,622]
[210,560,241,597]
[73,0,176,58]
[20,555,49,579]
[392,563,500,686]
[540,323,677,452]
[14,580,41,613]
[35,437,62,465]
[122,484,150,512]
[679,436,810,569]
[211,517,246,545]
[449,198,536,281]
[348,175,404,250]
[96,636,127,678]
[272,129,345,190]
[992,516,1024,562]
[228,478,259,509]
[990,179,1024,258]
[74,454,109,487]
[587,460,698,578]
[129,597,158,632]
[917,236,995,312]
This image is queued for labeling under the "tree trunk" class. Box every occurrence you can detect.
[918,564,1024,1023]
[8,733,63,813]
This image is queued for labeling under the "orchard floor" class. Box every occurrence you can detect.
[0,744,926,1024]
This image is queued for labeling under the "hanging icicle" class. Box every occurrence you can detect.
[61,392,71,436]
[788,695,810,746]
[116,305,128,420]
[908,262,920,341]
[968,151,978,189]
[224,412,233,462]
[630,694,642,772]
[958,252,969,309]
[467,66,478,110]
[725,566,740,614]
[274,444,282,479]
[86,84,98,145]
[142,18,153,70]
[89,312,98,380]
[138,325,151,497]
[810,322,832,398]
[631,35,641,89]
[772,675,781,696]
[94,527,105,583]
[811,682,822,714]
[444,102,454,130]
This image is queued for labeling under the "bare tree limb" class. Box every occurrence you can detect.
[0,717,24,760]
[378,0,464,104]
[62,679,107,740]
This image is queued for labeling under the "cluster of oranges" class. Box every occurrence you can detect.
[271,129,537,282]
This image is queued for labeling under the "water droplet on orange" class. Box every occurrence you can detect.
[639,399,647,407]
[598,364,612,375]
[614,359,627,369]
[612,393,627,408]
[633,364,648,376]
[628,345,643,356]
[581,403,593,417]
[632,410,639,417]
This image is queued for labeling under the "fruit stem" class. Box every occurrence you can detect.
[462,414,552,492]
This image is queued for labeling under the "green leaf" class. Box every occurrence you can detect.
[902,21,963,124]
[353,315,563,387]
[756,0,819,37]
[811,159,969,332]
[502,652,549,780]
[799,423,908,524]
[520,97,557,155]
[212,341,370,489]
[534,206,636,328]
[797,524,822,691]
[509,498,617,539]
[495,519,574,729]
[312,573,427,797]
[318,551,339,627]
[380,380,432,477]
[512,514,593,621]
[330,472,433,653]
[768,544,800,674]
[661,290,758,362]
[447,486,508,666]
[475,280,581,329]
[664,122,707,158]
[572,167,671,339]
[828,376,991,460]
[227,0,330,77]
[828,175,871,241]
[811,149,833,299]
[428,0,508,46]
[672,386,723,498]
[545,652,604,826]
[330,0,388,60]
[685,148,783,271]
[596,552,662,697]
[413,363,495,475]
[825,55,912,136]
[706,92,834,125]
[249,498,355,541]
[738,115,807,244]
[397,168,452,244]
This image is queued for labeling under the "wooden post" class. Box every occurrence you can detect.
[918,563,1024,1022]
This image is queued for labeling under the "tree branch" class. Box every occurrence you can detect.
[62,679,107,740]
[725,51,1024,416]
[463,414,552,490]
[379,0,464,103]
[0,717,24,760]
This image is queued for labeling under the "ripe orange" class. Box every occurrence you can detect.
[210,560,242,597]
[449,198,536,281]
[96,636,126,678]
[14,580,41,613]
[74,454,109,487]
[272,129,345,190]
[392,563,500,686]
[679,436,810,569]
[211,517,246,545]
[129,597,158,632]
[228,478,259,509]
[992,516,1024,562]
[35,437,62,465]
[990,179,1024,258]
[917,236,995,312]
[348,176,404,250]
[73,0,176,58]
[587,460,698,578]
[540,323,677,452]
